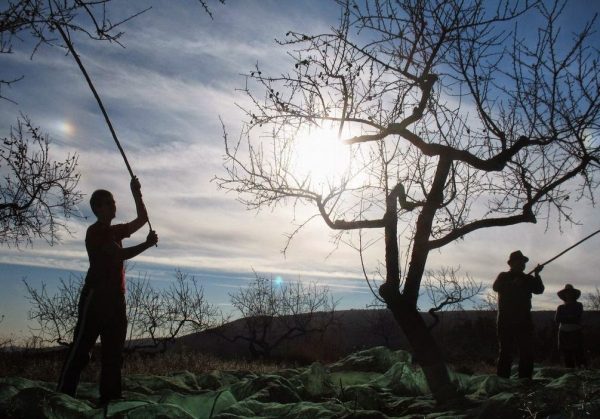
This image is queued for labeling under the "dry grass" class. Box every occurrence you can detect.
[122,347,294,377]
[0,346,292,383]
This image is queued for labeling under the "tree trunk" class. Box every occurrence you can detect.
[380,156,459,403]
[389,300,459,402]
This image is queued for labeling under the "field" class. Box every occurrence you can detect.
[1,310,599,418]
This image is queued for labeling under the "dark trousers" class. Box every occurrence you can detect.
[558,329,586,368]
[57,285,127,402]
[497,320,534,379]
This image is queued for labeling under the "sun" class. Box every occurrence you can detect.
[292,126,351,185]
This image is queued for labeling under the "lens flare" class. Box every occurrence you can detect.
[56,120,75,136]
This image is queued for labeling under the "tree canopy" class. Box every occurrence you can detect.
[217,0,600,402]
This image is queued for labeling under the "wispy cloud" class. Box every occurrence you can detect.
[1,0,599,339]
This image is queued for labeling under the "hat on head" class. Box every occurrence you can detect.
[507,250,529,265]
[557,284,581,301]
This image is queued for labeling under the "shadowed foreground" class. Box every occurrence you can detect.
[1,347,598,418]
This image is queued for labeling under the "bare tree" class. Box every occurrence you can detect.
[475,289,499,312]
[127,269,225,352]
[216,0,600,401]
[23,273,82,346]
[584,286,600,311]
[1,116,81,246]
[0,0,225,56]
[227,274,337,359]
[1,1,224,244]
[423,266,482,329]
[24,270,223,351]
[364,298,398,346]
[0,314,13,349]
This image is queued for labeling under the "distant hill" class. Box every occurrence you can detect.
[8,309,598,368]
[175,309,600,367]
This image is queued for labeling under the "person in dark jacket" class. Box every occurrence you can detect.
[57,177,158,404]
[555,284,586,368]
[493,250,544,379]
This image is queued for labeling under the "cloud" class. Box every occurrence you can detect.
[2,0,600,334]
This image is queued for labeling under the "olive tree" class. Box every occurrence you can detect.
[1,116,81,246]
[1,0,224,243]
[216,0,600,401]
[584,286,600,311]
[24,270,223,351]
[227,274,337,359]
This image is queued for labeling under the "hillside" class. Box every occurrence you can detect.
[176,310,600,367]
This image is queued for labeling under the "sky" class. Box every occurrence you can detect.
[1,0,599,339]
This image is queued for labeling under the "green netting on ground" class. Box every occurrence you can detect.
[1,346,599,418]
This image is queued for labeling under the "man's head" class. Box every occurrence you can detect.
[90,189,116,221]
[507,250,528,272]
[557,284,581,303]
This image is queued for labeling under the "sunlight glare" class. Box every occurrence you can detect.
[274,275,284,286]
[292,126,351,185]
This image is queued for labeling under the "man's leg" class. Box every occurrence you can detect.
[560,330,577,368]
[497,322,514,378]
[564,349,576,368]
[517,323,534,379]
[57,288,99,396]
[574,331,587,368]
[99,293,127,403]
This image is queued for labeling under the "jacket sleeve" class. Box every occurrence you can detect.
[556,303,582,324]
[112,223,132,241]
[528,274,544,294]
[555,305,565,323]
[492,273,506,292]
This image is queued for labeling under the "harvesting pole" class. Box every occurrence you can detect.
[528,228,600,274]
[53,23,153,233]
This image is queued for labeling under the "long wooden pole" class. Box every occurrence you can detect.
[54,23,153,232]
[528,228,600,274]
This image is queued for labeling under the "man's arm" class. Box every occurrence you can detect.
[529,265,545,294]
[492,273,507,292]
[102,230,158,260]
[128,176,148,235]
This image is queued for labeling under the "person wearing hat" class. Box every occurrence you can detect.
[555,284,586,368]
[493,250,544,379]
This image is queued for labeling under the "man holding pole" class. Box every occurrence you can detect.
[493,250,544,379]
[57,177,158,404]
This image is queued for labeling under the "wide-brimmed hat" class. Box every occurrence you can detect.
[557,284,581,301]
[507,250,529,265]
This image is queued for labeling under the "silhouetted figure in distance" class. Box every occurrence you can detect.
[555,284,587,368]
[57,177,158,405]
[493,250,544,379]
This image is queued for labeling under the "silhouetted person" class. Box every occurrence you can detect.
[493,250,544,379]
[555,284,587,368]
[57,177,158,404]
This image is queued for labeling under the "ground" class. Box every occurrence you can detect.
[0,346,598,418]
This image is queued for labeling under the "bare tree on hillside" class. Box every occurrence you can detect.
[227,274,337,359]
[475,289,498,312]
[584,286,600,311]
[0,314,13,349]
[1,117,81,246]
[216,0,600,401]
[364,299,399,346]
[24,270,222,351]
[126,270,225,353]
[24,273,82,346]
[424,267,482,329]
